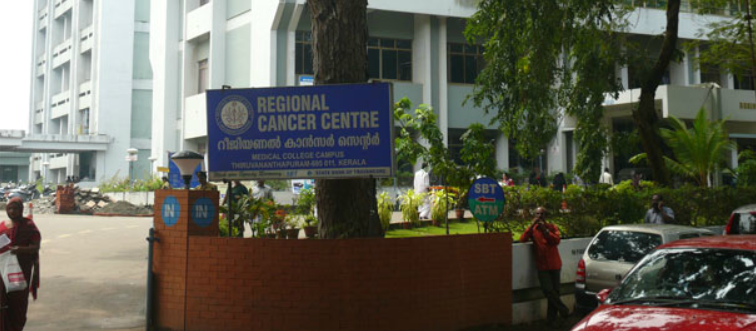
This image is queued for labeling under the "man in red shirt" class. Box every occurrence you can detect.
[519,207,570,327]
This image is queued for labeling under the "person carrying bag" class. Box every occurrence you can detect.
[0,198,41,331]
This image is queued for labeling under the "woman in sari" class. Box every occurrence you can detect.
[1,198,40,331]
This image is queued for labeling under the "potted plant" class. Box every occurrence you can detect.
[454,187,468,221]
[303,215,318,239]
[431,189,457,227]
[271,208,288,238]
[399,189,423,229]
[285,214,302,239]
[377,191,394,232]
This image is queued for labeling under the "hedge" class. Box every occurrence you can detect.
[490,181,756,238]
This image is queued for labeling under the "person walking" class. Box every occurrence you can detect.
[251,180,273,201]
[644,194,675,224]
[1,197,41,331]
[222,180,249,205]
[552,173,566,192]
[599,167,613,185]
[519,207,570,328]
[499,173,514,187]
[413,163,431,219]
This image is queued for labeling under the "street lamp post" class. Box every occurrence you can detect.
[127,148,138,189]
[41,161,49,186]
[170,150,204,190]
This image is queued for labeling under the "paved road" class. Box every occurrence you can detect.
[25,214,152,331]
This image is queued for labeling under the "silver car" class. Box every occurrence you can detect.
[574,224,713,312]
[724,204,756,235]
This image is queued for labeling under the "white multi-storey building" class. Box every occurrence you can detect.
[28,0,153,185]
[149,0,756,184]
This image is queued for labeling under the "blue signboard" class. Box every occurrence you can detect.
[468,177,505,222]
[191,197,215,228]
[205,83,395,180]
[167,151,201,189]
[161,196,180,227]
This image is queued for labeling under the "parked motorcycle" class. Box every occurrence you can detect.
[8,184,41,203]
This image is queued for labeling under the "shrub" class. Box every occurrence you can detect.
[490,185,756,238]
[377,192,394,232]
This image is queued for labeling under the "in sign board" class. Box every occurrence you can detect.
[468,177,505,222]
[205,83,395,180]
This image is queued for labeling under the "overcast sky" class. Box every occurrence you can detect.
[0,2,33,131]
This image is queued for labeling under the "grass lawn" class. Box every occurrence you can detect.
[385,221,485,238]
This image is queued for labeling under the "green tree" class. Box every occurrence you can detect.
[308,0,383,238]
[465,0,687,185]
[635,108,735,187]
[734,149,756,187]
[460,123,496,179]
[464,0,626,183]
[689,1,756,99]
[393,98,495,190]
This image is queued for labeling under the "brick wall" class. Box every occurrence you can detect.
[152,190,513,331]
[153,189,219,330]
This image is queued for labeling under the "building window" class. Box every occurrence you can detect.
[628,60,670,89]
[735,74,755,90]
[448,128,498,165]
[197,59,208,94]
[448,43,485,84]
[700,65,721,85]
[295,31,314,75]
[368,38,412,81]
[79,108,89,135]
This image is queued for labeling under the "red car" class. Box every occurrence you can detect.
[571,236,756,331]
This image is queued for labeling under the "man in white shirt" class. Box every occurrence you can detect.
[599,168,613,185]
[644,194,675,224]
[413,163,431,219]
[252,180,274,201]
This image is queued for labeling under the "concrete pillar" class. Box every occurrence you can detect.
[149,0,181,171]
[414,14,431,105]
[208,0,226,89]
[495,134,509,171]
[286,4,304,86]
[438,17,449,146]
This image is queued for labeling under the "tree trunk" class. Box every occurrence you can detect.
[745,0,756,101]
[309,0,383,238]
[632,0,680,186]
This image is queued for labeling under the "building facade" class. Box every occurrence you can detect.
[149,0,756,184]
[28,0,153,186]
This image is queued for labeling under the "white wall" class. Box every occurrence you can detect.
[149,0,181,170]
[94,0,136,180]
[512,238,592,324]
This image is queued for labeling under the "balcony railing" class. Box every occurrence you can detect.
[36,54,46,76]
[38,6,48,29]
[80,25,93,53]
[78,81,92,110]
[52,38,72,68]
[53,0,72,18]
[50,90,70,119]
[624,0,744,17]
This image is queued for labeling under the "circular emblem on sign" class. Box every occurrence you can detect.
[468,177,506,222]
[215,95,254,135]
[161,196,180,227]
[191,197,216,228]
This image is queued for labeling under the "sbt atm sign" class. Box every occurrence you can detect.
[467,177,505,222]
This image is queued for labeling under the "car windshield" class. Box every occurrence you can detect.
[609,248,756,309]
[588,230,662,263]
